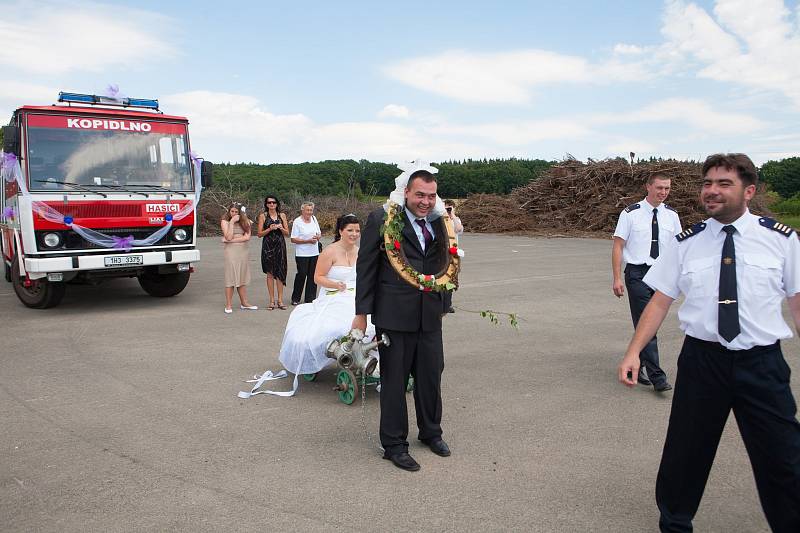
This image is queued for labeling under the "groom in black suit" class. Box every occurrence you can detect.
[353,169,452,471]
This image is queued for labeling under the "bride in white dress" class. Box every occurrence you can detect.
[278,214,374,375]
[238,214,376,398]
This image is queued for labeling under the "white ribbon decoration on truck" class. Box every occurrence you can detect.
[1,151,203,251]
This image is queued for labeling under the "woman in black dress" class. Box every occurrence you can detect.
[256,195,289,309]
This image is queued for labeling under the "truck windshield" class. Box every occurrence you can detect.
[26,115,193,192]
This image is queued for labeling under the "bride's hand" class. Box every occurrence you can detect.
[336,281,346,291]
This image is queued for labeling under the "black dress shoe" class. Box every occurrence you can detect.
[448,306,455,313]
[291,301,300,306]
[423,438,451,457]
[638,369,652,386]
[654,381,673,392]
[383,451,420,471]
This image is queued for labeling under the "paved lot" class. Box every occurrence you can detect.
[2,233,796,532]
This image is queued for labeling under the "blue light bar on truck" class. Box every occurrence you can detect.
[58,92,160,110]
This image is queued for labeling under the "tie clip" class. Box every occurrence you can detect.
[718,299,737,304]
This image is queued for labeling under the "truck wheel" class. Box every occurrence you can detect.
[11,255,66,308]
[138,268,190,297]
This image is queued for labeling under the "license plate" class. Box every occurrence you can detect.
[104,255,143,267]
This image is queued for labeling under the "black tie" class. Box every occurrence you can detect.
[416,219,433,249]
[650,208,659,259]
[718,225,740,342]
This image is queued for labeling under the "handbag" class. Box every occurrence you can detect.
[313,215,323,253]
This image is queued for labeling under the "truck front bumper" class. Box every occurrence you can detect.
[24,249,200,277]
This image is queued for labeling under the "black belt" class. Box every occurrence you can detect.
[686,335,779,354]
[624,263,651,272]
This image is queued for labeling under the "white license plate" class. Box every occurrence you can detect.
[104,255,143,267]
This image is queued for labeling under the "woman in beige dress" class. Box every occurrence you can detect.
[221,203,257,313]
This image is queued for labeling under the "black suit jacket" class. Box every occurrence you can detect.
[356,207,451,333]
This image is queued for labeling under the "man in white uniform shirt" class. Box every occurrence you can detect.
[618,154,800,533]
[612,173,682,391]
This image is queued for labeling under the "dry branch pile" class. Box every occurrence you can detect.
[460,158,772,236]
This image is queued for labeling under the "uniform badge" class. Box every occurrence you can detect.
[676,222,707,242]
[759,217,795,237]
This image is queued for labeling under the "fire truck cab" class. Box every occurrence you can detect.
[1,92,212,308]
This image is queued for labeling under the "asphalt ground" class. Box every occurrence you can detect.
[2,233,797,532]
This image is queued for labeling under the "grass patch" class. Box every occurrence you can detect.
[774,215,800,229]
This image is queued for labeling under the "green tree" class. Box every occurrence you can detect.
[760,157,800,198]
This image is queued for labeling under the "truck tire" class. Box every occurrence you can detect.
[138,269,190,297]
[11,255,66,308]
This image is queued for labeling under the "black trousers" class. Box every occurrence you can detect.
[656,336,800,532]
[377,328,444,455]
[624,264,667,386]
[291,255,318,303]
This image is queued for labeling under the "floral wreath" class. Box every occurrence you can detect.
[379,200,462,292]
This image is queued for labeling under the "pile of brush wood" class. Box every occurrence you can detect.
[458,158,771,236]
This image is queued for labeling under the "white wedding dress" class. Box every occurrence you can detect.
[278,264,375,375]
[237,264,376,398]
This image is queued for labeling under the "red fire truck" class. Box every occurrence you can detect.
[1,92,212,308]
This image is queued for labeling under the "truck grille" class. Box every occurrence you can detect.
[35,226,193,251]
[36,204,142,219]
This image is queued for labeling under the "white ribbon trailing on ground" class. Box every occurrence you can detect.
[0,151,204,251]
[237,370,297,398]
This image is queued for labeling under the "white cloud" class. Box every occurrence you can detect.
[592,97,767,133]
[377,104,411,119]
[160,90,482,163]
[0,81,55,104]
[161,91,313,145]
[384,49,592,105]
[613,44,645,55]
[432,119,590,146]
[0,0,177,75]
[383,45,658,106]
[0,81,58,120]
[660,0,800,108]
[163,90,772,165]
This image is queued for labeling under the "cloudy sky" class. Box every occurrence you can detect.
[0,0,798,165]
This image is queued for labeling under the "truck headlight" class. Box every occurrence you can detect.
[173,228,188,242]
[42,232,62,248]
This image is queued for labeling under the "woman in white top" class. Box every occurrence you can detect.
[289,201,322,305]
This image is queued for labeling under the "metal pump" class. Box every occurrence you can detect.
[326,328,389,376]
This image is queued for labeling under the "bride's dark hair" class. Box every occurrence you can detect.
[333,213,360,242]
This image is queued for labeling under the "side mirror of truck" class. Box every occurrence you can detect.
[2,126,20,156]
[201,161,213,188]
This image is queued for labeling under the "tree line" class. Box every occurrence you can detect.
[210,158,554,199]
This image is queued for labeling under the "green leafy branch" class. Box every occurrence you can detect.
[455,307,520,329]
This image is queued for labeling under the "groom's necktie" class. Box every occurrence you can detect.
[650,208,659,259]
[416,219,433,250]
[718,225,740,342]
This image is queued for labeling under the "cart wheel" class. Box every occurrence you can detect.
[406,376,414,392]
[302,373,317,382]
[336,369,358,405]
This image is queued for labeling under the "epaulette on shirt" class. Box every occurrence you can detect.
[759,217,795,237]
[665,204,677,212]
[675,222,707,242]
[624,203,641,213]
